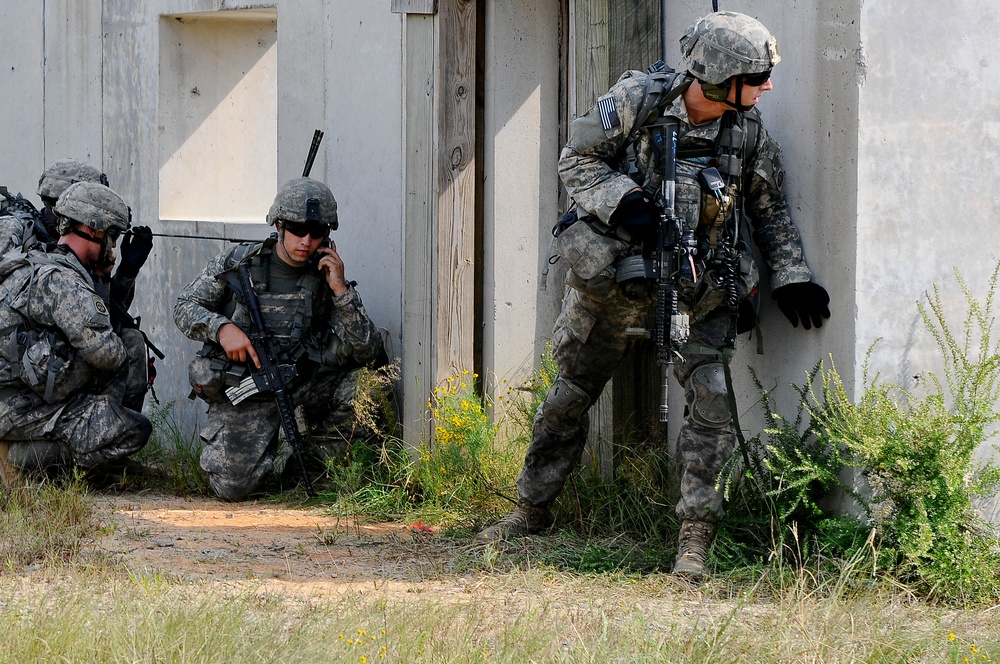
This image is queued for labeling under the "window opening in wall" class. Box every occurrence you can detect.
[158,9,277,223]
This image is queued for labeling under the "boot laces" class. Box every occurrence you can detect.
[679,521,711,558]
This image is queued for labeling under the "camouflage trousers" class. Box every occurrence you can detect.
[517,282,737,522]
[197,365,367,501]
[0,329,153,472]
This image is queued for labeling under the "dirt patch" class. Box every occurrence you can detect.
[90,492,476,595]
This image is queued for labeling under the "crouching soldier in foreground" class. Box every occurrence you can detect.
[174,178,387,501]
[0,182,152,476]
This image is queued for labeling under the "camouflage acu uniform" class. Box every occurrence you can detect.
[0,245,151,470]
[519,70,815,522]
[174,237,386,500]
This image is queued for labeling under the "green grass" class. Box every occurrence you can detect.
[0,472,97,572]
[6,265,1000,660]
[0,561,997,663]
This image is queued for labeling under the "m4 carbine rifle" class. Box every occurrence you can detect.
[650,117,694,423]
[222,265,318,497]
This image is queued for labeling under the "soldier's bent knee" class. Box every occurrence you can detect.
[686,363,731,429]
[538,377,591,435]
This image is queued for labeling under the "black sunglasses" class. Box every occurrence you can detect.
[743,69,771,86]
[282,221,330,240]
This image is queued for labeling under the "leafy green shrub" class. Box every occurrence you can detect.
[812,267,1000,602]
[717,366,867,570]
[717,265,1000,604]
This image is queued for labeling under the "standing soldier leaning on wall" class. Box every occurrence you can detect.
[479,11,831,580]
[174,177,388,501]
[0,182,152,477]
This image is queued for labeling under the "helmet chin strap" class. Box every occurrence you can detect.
[700,77,755,113]
[276,224,293,262]
[724,78,755,113]
[71,227,113,271]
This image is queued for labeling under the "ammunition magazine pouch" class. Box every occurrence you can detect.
[187,346,250,403]
[18,330,88,403]
[554,213,630,283]
[684,249,759,323]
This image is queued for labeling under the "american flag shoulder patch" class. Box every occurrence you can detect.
[597,96,620,132]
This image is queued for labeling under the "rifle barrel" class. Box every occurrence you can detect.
[142,232,256,243]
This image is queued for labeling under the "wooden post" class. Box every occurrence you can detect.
[400,10,437,449]
[398,0,479,448]
[434,0,478,383]
[607,0,663,445]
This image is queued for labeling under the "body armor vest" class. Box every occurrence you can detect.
[223,241,327,364]
[615,91,762,320]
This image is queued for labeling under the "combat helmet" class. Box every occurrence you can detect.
[37,159,108,203]
[53,181,130,237]
[266,177,339,231]
[680,11,780,109]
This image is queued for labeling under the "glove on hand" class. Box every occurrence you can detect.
[116,226,153,279]
[610,191,657,240]
[772,281,831,330]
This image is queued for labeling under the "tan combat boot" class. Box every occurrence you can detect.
[477,501,552,541]
[672,519,715,579]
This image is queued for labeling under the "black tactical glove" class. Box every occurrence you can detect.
[116,226,153,279]
[610,191,658,240]
[772,281,831,330]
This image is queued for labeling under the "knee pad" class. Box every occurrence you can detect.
[537,377,592,436]
[685,363,731,430]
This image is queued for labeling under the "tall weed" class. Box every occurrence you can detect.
[136,401,210,495]
[717,366,867,571]
[812,266,1000,602]
[716,265,1000,603]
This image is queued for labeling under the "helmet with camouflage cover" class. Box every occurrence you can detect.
[37,159,108,202]
[53,181,130,236]
[266,177,339,231]
[680,11,781,85]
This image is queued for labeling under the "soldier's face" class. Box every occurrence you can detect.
[88,229,116,275]
[276,225,325,267]
[727,75,773,108]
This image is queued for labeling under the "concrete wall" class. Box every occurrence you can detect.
[0,0,404,433]
[321,0,403,352]
[482,0,564,391]
[4,0,1000,476]
[858,0,1000,389]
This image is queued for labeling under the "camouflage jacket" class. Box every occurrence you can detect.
[0,244,128,390]
[0,208,136,314]
[173,238,382,368]
[559,70,813,290]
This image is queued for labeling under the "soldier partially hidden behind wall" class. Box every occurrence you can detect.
[479,11,831,580]
[0,158,155,336]
[0,181,153,476]
[174,177,387,501]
